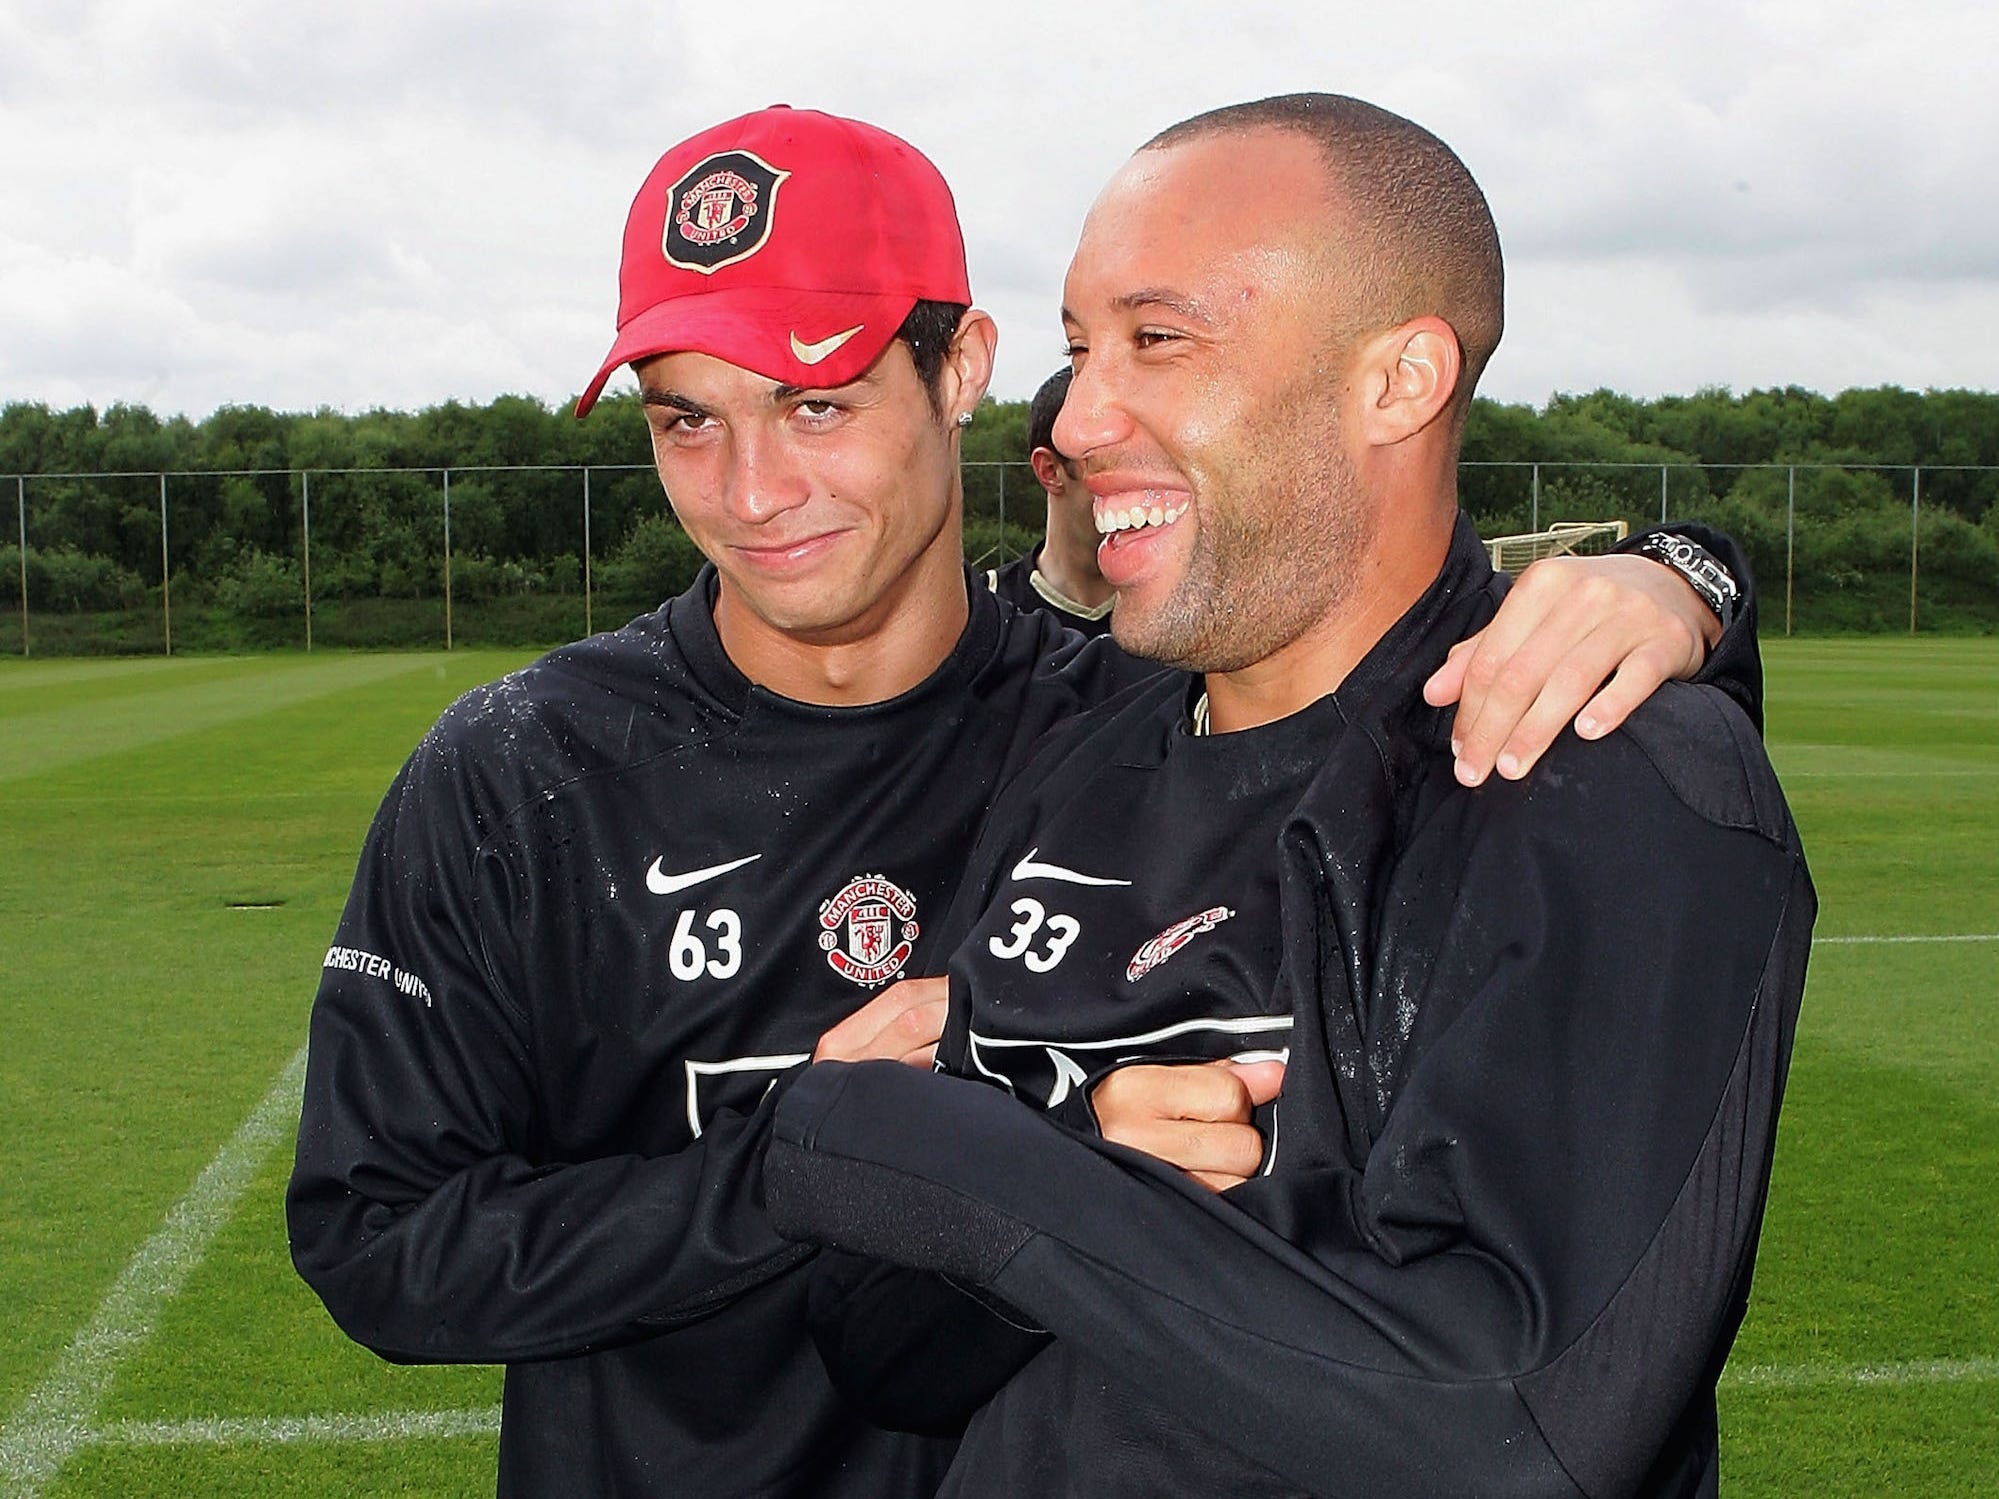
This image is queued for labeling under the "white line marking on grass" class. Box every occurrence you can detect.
[96,1406,502,1447]
[1814,934,1999,945]
[0,1044,307,1498]
[73,1359,1999,1456]
[1725,1356,1999,1389]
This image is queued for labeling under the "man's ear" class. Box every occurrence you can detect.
[1358,317,1461,446]
[1028,446,1068,496]
[941,309,999,426]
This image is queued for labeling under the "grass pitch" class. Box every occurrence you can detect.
[0,637,1994,1496]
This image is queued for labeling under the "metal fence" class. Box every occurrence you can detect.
[1460,461,1999,637]
[3,460,1994,656]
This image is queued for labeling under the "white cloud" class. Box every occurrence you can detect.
[1498,255,1999,403]
[1,0,1994,419]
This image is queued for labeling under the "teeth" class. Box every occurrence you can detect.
[1094,496,1189,535]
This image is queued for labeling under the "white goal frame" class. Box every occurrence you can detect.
[1483,519,1630,573]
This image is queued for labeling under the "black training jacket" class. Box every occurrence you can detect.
[285,569,1144,1498]
[766,517,1808,1497]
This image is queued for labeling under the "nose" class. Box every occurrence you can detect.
[1052,352,1130,465]
[722,424,812,525]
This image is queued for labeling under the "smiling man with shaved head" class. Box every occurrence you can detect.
[768,94,1811,1498]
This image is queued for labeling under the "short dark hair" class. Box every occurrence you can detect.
[894,299,971,415]
[1147,94,1503,414]
[1026,367,1073,462]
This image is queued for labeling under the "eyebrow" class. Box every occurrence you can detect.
[640,385,809,414]
[1112,288,1214,322]
[641,369,878,415]
[1060,289,1215,329]
[641,387,708,416]
[780,365,884,403]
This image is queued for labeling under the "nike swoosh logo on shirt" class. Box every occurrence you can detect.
[646,853,763,896]
[1009,849,1132,887]
[789,324,865,365]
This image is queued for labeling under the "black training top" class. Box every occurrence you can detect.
[285,569,1147,1498]
[767,517,1808,1497]
[952,684,1333,1130]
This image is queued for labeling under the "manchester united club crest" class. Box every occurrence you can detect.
[1127,905,1234,982]
[818,874,920,988]
[663,149,790,275]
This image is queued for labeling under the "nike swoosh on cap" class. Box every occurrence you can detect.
[1010,849,1132,887]
[790,324,865,365]
[647,852,763,896]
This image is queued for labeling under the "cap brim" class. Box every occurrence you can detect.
[574,285,920,417]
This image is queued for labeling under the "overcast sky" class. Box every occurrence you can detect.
[1,0,1993,421]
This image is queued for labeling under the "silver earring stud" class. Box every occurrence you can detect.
[956,411,974,429]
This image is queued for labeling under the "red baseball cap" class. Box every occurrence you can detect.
[575,105,972,417]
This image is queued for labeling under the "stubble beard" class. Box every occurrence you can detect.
[1110,384,1373,676]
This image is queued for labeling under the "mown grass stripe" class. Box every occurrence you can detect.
[0,654,450,784]
[0,658,237,694]
[1814,934,1999,945]
[0,1046,307,1497]
[1781,769,1999,778]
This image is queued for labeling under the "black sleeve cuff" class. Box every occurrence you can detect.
[1621,522,1763,734]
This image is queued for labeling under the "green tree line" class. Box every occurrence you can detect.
[1,383,1995,652]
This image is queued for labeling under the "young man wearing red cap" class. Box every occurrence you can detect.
[288,104,1757,1497]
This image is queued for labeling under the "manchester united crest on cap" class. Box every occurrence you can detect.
[662,149,790,275]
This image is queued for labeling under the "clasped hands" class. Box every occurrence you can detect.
[815,976,1281,1194]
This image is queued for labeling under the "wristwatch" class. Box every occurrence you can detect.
[1636,532,1740,631]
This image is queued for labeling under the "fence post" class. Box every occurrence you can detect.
[1660,463,1668,523]
[442,469,454,651]
[15,476,26,657]
[1530,463,1540,533]
[1910,466,1920,635]
[1785,467,1795,638]
[301,470,314,652]
[998,463,1007,557]
[159,472,172,656]
[583,467,594,638]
